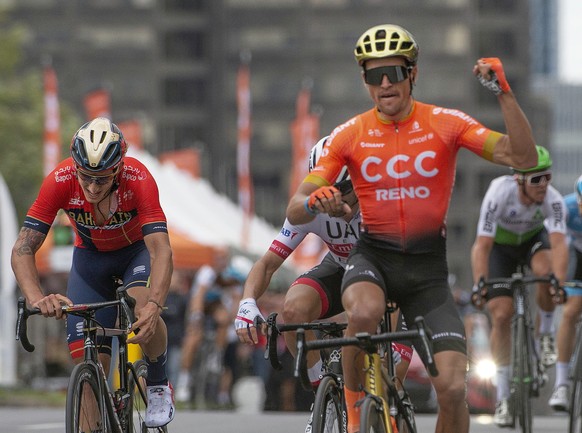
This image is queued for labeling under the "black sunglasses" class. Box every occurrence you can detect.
[524,170,552,186]
[364,65,411,86]
[77,169,117,186]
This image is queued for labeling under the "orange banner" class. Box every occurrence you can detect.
[289,86,320,198]
[159,148,200,178]
[117,119,143,150]
[289,84,325,270]
[83,88,111,120]
[237,59,254,250]
[43,66,61,176]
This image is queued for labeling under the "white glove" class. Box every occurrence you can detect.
[234,298,264,330]
[391,342,402,366]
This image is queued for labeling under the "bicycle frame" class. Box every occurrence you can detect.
[260,313,347,433]
[295,316,438,433]
[563,281,582,433]
[479,272,558,433]
[16,286,154,433]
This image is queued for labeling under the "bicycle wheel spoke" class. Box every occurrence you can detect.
[66,363,109,433]
[312,376,344,433]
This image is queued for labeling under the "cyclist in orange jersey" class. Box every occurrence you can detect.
[285,24,538,433]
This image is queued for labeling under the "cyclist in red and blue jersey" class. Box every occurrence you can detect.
[11,117,175,428]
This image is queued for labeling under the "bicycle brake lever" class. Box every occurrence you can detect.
[264,313,283,370]
[16,297,35,353]
[414,317,439,377]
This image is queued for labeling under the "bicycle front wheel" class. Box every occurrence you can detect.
[393,389,417,433]
[66,362,111,433]
[125,359,168,433]
[312,375,345,433]
[513,316,533,433]
[570,379,582,433]
[360,396,389,433]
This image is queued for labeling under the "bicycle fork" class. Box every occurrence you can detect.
[82,330,125,433]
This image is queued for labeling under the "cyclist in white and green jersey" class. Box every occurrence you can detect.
[470,145,568,427]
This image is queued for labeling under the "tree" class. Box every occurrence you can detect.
[0,22,79,222]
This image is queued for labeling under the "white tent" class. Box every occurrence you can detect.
[0,171,18,385]
[131,149,280,258]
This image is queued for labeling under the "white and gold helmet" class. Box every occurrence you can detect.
[70,117,127,172]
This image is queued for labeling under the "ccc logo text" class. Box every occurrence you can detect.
[362,151,438,182]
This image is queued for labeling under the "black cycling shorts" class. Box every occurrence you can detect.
[486,229,550,300]
[341,233,466,355]
[290,253,345,320]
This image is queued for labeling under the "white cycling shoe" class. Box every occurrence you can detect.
[145,383,175,428]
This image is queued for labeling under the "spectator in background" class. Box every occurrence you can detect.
[175,247,244,404]
[162,270,189,387]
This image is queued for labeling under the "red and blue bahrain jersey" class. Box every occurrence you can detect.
[23,157,168,251]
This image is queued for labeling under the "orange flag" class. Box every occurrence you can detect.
[117,119,143,150]
[43,66,61,176]
[288,82,325,270]
[237,54,254,250]
[289,83,320,198]
[83,88,111,120]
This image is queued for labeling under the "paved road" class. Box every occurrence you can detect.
[0,407,570,432]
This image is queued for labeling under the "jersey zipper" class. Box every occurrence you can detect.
[394,121,407,252]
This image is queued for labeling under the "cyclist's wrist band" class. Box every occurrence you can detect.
[147,299,165,312]
[304,197,318,216]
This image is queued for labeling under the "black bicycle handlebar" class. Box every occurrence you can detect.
[16,297,37,352]
[294,316,439,381]
[476,272,566,304]
[16,289,137,353]
[478,272,559,290]
[255,312,347,371]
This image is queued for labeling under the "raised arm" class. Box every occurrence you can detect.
[473,57,538,169]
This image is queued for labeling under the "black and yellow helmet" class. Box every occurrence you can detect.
[354,24,419,66]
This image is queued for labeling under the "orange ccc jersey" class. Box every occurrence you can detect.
[305,101,502,253]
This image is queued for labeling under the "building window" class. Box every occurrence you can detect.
[163,77,206,106]
[477,0,515,12]
[478,30,516,58]
[164,31,205,61]
[163,0,205,11]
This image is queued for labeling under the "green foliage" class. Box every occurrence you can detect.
[0,23,80,222]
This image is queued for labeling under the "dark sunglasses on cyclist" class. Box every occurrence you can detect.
[524,170,552,186]
[76,168,117,186]
[335,179,353,196]
[364,65,411,86]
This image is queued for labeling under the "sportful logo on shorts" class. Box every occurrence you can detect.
[133,265,147,275]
